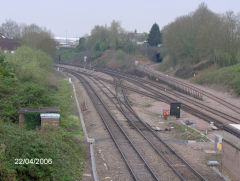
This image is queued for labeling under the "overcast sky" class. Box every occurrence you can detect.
[1,0,239,38]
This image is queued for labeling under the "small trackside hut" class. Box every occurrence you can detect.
[19,107,60,128]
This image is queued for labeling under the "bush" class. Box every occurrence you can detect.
[0,78,54,122]
[0,75,85,180]
[23,112,41,130]
[231,70,240,93]
[0,52,11,78]
[196,63,240,94]
[57,48,80,63]
[0,122,85,180]
[174,65,195,79]
[116,49,125,59]
[0,41,85,180]
[6,46,52,85]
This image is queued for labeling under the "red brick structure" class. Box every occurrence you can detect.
[19,107,60,127]
[19,113,25,126]
[40,113,60,126]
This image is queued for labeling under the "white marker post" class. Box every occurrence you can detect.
[84,56,87,70]
[135,60,139,66]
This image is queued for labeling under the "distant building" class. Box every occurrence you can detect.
[54,36,79,48]
[127,32,148,46]
[0,33,21,51]
[136,40,148,45]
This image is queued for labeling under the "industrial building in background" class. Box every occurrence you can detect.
[54,36,79,48]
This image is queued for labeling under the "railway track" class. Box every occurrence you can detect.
[57,64,240,138]
[140,64,240,115]
[108,74,240,138]
[89,76,206,181]
[59,62,240,116]
[67,70,160,181]
[63,67,209,180]
[99,68,240,125]
[117,81,207,180]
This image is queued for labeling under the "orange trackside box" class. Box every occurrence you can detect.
[163,110,170,119]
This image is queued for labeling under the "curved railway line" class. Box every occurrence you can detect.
[57,63,240,139]
[140,64,240,115]
[69,69,208,181]
[55,62,240,181]
[100,68,240,125]
[69,70,160,181]
[96,78,206,181]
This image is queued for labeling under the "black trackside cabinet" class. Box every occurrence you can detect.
[170,102,181,118]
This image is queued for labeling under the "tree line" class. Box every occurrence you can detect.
[59,20,162,64]
[160,3,240,67]
[77,21,137,56]
[0,20,56,57]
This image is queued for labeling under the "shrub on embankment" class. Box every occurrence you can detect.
[195,63,240,94]
[0,122,84,180]
[0,47,85,180]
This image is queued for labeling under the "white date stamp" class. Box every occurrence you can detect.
[14,158,52,165]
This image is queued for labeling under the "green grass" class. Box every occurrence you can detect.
[195,63,240,94]
[70,131,84,135]
[205,153,222,169]
[153,113,162,118]
[57,48,79,62]
[156,56,175,72]
[52,78,82,132]
[144,104,152,108]
[0,74,85,181]
[94,50,135,71]
[173,123,208,141]
[116,87,123,93]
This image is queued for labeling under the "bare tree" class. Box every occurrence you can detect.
[0,20,21,39]
[21,24,56,57]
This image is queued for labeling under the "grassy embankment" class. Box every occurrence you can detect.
[195,64,240,94]
[157,61,240,94]
[0,47,85,181]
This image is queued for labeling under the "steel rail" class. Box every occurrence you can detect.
[66,70,160,181]
[100,69,240,124]
[93,74,240,139]
[90,76,206,181]
[91,77,188,181]
[140,65,240,115]
[117,80,206,181]
[58,65,240,139]
[57,62,240,115]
